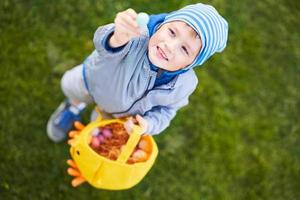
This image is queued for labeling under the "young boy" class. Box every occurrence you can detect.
[47,3,228,142]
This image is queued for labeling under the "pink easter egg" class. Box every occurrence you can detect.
[97,134,105,143]
[102,128,112,138]
[90,136,100,149]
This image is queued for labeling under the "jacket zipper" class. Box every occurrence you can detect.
[110,75,153,115]
[110,73,176,115]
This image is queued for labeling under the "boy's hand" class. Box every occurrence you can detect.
[135,114,148,134]
[124,114,148,135]
[109,8,141,48]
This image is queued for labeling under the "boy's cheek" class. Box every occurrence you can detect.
[147,46,162,66]
[147,48,172,70]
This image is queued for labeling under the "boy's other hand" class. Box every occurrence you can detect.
[109,8,141,48]
[135,114,148,134]
[124,115,148,135]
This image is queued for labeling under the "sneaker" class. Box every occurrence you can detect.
[47,101,86,142]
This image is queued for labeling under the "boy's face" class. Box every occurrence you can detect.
[148,21,202,71]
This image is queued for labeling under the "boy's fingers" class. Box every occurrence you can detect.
[136,114,145,122]
[117,14,140,32]
[115,16,140,35]
[125,8,138,19]
[136,114,142,122]
[117,23,140,38]
[124,117,134,133]
[132,116,138,124]
[135,114,147,134]
[137,116,145,127]
[117,10,137,26]
[122,14,139,28]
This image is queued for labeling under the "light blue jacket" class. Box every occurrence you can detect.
[83,24,198,135]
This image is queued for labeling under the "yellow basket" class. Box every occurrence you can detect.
[68,118,158,190]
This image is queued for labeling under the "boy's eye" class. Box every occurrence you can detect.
[168,28,175,36]
[182,46,189,55]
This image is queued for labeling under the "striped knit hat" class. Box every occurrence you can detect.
[162,3,228,69]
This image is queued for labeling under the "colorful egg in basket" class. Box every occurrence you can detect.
[67,118,158,190]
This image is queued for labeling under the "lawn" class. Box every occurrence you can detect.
[0,0,299,199]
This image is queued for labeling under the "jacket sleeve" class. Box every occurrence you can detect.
[143,73,198,135]
[143,98,188,135]
[93,23,132,56]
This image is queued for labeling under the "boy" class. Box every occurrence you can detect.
[47,3,228,142]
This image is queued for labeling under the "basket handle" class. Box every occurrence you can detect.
[116,125,142,164]
[94,106,103,122]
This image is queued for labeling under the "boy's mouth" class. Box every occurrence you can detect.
[156,46,168,61]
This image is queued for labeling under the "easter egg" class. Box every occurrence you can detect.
[97,134,105,143]
[102,128,112,138]
[136,12,149,28]
[138,136,152,153]
[132,149,148,162]
[91,128,100,136]
[90,136,100,149]
[127,157,135,164]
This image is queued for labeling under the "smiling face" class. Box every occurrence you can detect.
[148,21,202,71]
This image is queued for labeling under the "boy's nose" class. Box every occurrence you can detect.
[163,43,172,55]
[167,39,180,51]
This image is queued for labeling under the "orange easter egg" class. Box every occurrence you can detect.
[138,136,152,153]
[132,149,148,162]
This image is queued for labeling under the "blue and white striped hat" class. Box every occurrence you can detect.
[162,3,228,69]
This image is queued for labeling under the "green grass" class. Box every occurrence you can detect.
[0,0,299,199]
